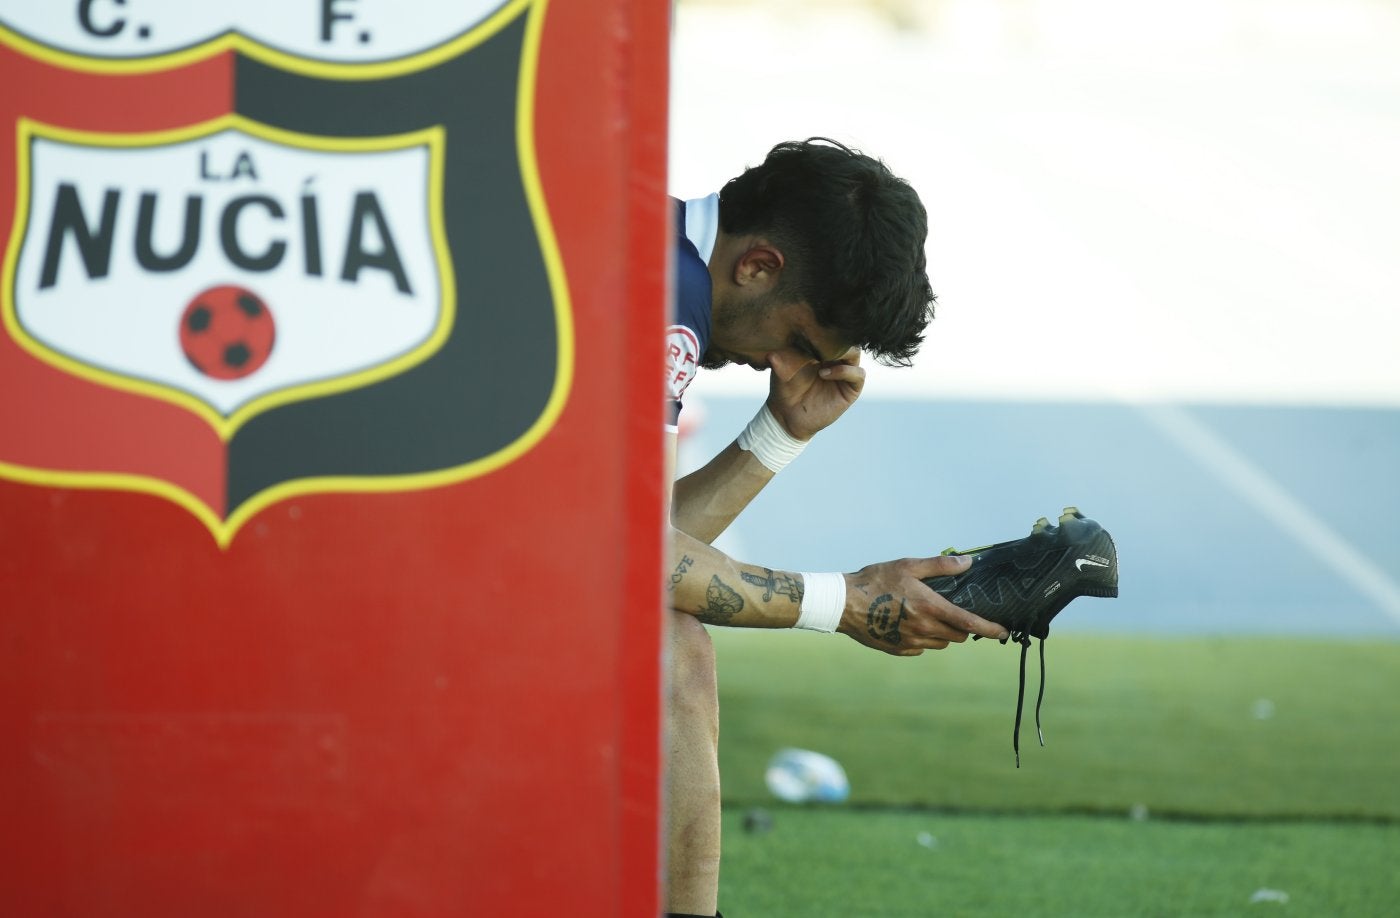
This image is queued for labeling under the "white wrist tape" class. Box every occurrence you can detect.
[795,572,845,633]
[736,405,807,473]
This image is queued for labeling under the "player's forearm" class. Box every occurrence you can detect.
[671,441,775,544]
[667,526,804,628]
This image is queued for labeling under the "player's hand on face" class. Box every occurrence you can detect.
[836,555,1009,656]
[766,346,865,441]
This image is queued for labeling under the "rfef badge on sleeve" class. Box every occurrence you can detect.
[0,0,571,546]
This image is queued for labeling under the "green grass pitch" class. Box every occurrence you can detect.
[719,808,1399,916]
[710,630,1400,915]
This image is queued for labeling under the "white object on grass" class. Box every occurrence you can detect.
[765,748,850,803]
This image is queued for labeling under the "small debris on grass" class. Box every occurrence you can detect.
[742,807,774,835]
[1129,803,1150,822]
[915,831,938,849]
[1249,888,1289,905]
[1252,699,1276,721]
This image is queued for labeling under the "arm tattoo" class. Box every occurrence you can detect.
[740,568,804,605]
[668,555,695,592]
[866,592,908,646]
[698,575,744,625]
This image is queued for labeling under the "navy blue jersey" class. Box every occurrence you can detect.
[666,194,716,428]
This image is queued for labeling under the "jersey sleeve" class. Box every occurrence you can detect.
[666,207,711,429]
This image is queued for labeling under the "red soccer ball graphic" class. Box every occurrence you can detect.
[178,285,276,380]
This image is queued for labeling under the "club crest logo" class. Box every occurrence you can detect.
[665,324,700,402]
[11,117,449,426]
[0,0,572,546]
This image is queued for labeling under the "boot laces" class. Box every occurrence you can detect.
[1010,633,1047,768]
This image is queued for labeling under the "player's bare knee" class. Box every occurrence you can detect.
[668,612,719,721]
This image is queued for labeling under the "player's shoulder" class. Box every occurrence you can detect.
[670,195,714,339]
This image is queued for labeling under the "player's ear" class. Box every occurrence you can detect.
[734,243,784,289]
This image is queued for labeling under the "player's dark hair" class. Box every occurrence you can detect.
[718,137,935,366]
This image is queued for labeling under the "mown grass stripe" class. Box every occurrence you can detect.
[713,630,1400,820]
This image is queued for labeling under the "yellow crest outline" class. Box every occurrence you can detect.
[0,0,574,548]
[0,0,533,80]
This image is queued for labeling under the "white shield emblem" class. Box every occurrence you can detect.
[7,116,450,431]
